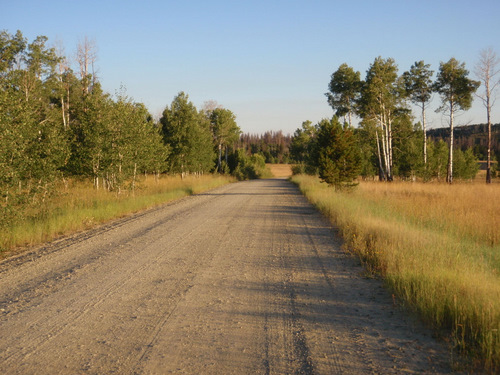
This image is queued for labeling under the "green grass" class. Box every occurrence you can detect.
[1,174,232,255]
[291,174,500,372]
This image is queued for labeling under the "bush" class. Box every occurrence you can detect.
[291,163,306,175]
[233,150,272,180]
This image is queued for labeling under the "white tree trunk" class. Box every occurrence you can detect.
[422,104,427,165]
[375,129,385,181]
[447,101,454,184]
[387,110,393,181]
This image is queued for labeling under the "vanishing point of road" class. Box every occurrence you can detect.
[0,179,454,374]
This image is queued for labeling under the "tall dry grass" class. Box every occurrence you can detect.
[1,174,232,255]
[291,175,500,372]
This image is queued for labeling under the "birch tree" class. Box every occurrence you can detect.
[434,58,480,184]
[475,48,500,183]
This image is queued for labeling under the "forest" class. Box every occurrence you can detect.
[0,31,250,230]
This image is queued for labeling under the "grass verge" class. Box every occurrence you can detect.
[291,174,500,372]
[1,174,232,257]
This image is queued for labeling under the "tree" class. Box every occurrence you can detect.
[0,30,26,74]
[315,117,361,190]
[76,36,97,95]
[475,48,500,183]
[202,99,222,114]
[358,57,403,181]
[290,120,315,163]
[403,61,433,165]
[392,115,423,180]
[107,93,169,191]
[289,120,318,174]
[128,103,169,178]
[326,63,362,126]
[232,150,269,180]
[426,139,449,180]
[354,120,379,179]
[434,58,480,183]
[160,92,214,176]
[189,112,216,175]
[26,35,58,81]
[209,108,240,173]
[453,148,479,180]
[69,83,113,187]
[0,31,68,226]
[54,40,72,130]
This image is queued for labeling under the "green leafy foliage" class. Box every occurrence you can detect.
[160,92,215,176]
[325,63,362,124]
[434,58,480,183]
[209,108,241,173]
[232,150,272,180]
[0,30,68,228]
[316,55,484,183]
[289,121,316,165]
[403,61,434,106]
[434,58,480,113]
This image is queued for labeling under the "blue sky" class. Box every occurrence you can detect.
[2,0,499,134]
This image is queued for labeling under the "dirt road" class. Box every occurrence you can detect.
[0,179,454,374]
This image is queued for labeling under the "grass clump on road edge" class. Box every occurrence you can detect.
[291,174,500,372]
[1,174,232,257]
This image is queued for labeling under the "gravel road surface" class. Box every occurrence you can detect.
[0,179,454,374]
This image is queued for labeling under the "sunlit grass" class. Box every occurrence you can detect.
[291,175,500,372]
[1,174,232,255]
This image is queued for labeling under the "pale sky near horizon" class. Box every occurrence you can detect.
[2,0,499,134]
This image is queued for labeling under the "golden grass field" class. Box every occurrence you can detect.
[267,163,293,177]
[291,174,500,372]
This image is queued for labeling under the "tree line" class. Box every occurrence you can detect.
[0,31,247,228]
[239,131,292,164]
[428,123,500,161]
[290,53,499,187]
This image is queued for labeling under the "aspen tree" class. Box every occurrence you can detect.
[403,61,433,165]
[160,92,215,177]
[434,58,479,184]
[76,37,97,95]
[209,108,240,173]
[475,48,500,183]
[326,63,361,126]
[358,57,401,181]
